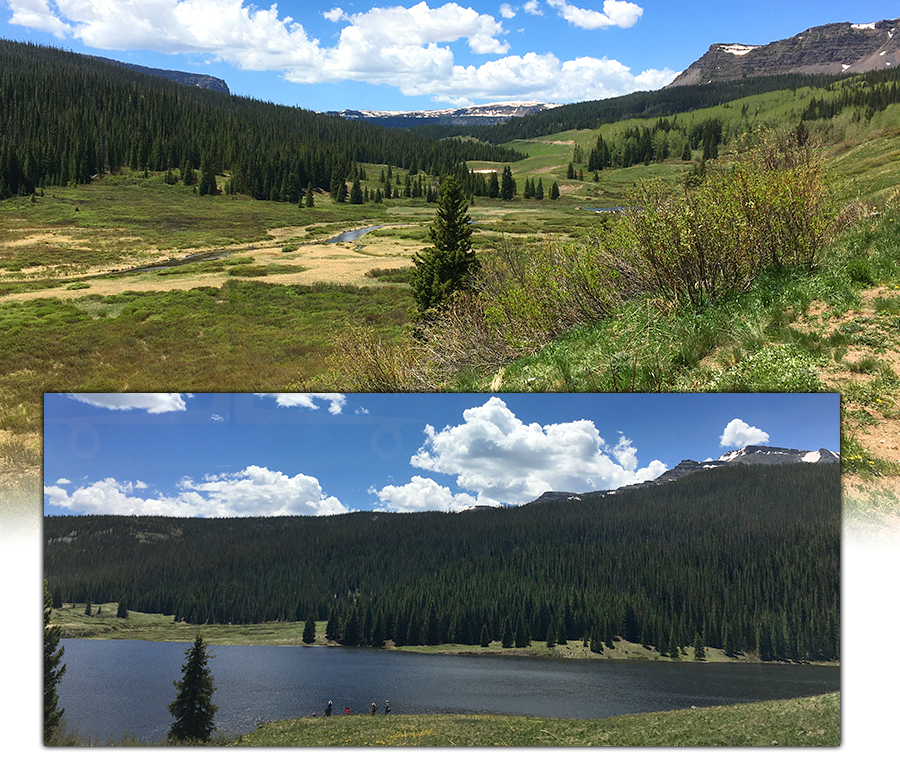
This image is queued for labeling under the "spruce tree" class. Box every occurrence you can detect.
[302,615,316,644]
[500,165,515,200]
[693,630,705,661]
[116,600,127,618]
[479,623,491,647]
[44,580,66,743]
[411,175,477,316]
[500,616,514,648]
[167,634,218,743]
[305,183,315,208]
[349,176,363,204]
[549,181,560,200]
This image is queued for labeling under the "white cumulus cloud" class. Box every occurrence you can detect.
[373,397,666,511]
[254,393,346,414]
[720,418,770,448]
[44,465,348,517]
[66,393,189,413]
[369,475,489,512]
[547,0,643,30]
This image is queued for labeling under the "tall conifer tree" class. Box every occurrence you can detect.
[167,634,218,743]
[411,175,477,316]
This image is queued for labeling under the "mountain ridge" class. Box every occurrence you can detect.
[532,445,839,504]
[326,101,559,128]
[89,55,230,94]
[670,18,900,87]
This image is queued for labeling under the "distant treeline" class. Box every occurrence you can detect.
[0,40,522,201]
[45,463,840,662]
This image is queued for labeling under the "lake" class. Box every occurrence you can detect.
[55,639,839,742]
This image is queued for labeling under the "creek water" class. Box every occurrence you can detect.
[55,639,839,742]
[325,225,386,243]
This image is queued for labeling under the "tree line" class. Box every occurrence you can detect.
[0,40,522,201]
[45,463,840,662]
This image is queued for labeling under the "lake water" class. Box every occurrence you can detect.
[55,639,840,742]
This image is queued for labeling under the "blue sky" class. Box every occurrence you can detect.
[2,2,897,110]
[43,392,840,517]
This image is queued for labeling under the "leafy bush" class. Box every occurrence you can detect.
[602,130,834,310]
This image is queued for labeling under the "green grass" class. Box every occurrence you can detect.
[0,280,410,435]
[233,692,839,746]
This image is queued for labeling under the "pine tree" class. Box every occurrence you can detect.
[44,580,66,743]
[693,630,705,661]
[500,165,515,200]
[305,183,315,208]
[546,623,557,649]
[349,176,363,204]
[487,171,499,198]
[302,615,316,644]
[197,156,218,196]
[410,175,478,316]
[116,599,127,618]
[500,616,514,648]
[167,634,218,743]
[480,623,491,647]
[549,181,560,200]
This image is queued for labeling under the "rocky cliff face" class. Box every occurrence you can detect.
[92,56,230,95]
[669,18,900,87]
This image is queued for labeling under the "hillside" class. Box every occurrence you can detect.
[45,463,840,662]
[671,18,900,87]
[0,39,521,201]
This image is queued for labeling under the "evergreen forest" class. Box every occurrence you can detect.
[0,40,522,201]
[44,463,840,663]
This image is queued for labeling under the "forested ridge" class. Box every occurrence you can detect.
[0,39,521,200]
[45,463,840,662]
[409,70,881,143]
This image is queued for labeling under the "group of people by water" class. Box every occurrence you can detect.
[315,699,391,717]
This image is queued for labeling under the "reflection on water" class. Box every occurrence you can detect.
[56,640,840,742]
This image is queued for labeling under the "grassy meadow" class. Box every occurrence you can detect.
[231,692,839,746]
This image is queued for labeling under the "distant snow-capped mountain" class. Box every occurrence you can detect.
[532,445,839,504]
[326,101,558,128]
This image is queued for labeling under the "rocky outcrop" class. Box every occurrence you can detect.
[670,18,900,87]
[91,56,230,94]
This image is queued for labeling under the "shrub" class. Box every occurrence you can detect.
[602,129,834,310]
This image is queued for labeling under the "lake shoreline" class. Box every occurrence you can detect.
[51,603,839,667]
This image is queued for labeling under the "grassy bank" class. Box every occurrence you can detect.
[232,692,839,746]
[49,603,837,666]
